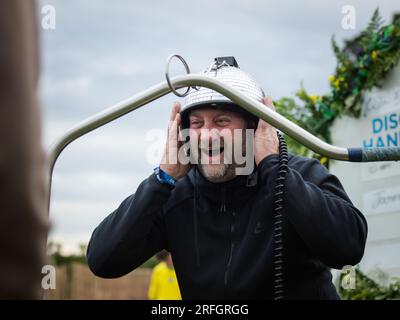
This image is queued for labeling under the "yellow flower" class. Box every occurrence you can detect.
[333,79,341,88]
[310,95,319,104]
[320,157,328,165]
[329,75,336,83]
[371,50,378,61]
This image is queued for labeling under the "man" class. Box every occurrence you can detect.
[87,57,367,299]
[148,250,181,300]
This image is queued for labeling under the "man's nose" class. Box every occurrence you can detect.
[199,127,220,147]
[201,119,217,130]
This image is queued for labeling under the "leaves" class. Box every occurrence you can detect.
[339,268,400,300]
[281,9,400,164]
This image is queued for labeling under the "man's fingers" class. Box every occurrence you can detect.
[169,102,181,122]
[167,102,181,147]
[257,96,276,132]
[263,96,275,111]
[176,112,181,127]
[169,113,179,145]
[256,117,268,132]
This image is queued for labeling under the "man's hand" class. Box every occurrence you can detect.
[254,97,279,166]
[160,102,190,180]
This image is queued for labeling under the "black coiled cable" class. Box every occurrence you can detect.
[273,131,289,300]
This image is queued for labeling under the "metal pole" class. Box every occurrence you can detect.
[46,74,400,211]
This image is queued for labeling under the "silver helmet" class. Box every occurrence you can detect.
[180,56,265,129]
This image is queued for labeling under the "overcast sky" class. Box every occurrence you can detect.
[38,0,399,253]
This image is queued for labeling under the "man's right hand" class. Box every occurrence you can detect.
[160,102,191,180]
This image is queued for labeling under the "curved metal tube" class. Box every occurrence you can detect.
[46,74,400,209]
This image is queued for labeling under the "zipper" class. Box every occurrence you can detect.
[221,185,236,296]
[224,213,236,287]
[224,242,235,287]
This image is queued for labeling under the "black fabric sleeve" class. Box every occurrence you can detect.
[87,173,173,278]
[258,154,368,269]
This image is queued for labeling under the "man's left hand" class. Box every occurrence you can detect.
[254,96,280,166]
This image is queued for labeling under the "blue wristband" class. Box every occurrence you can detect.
[154,166,177,187]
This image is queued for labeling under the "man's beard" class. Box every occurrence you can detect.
[197,162,235,183]
[196,140,243,183]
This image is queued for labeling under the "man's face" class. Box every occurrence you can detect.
[188,107,248,183]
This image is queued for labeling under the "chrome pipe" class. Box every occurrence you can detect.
[46,74,400,210]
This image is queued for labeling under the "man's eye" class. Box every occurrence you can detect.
[190,120,202,127]
[216,118,230,124]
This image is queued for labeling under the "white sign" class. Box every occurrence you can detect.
[362,86,400,118]
[361,162,400,182]
[359,88,400,181]
[330,65,400,276]
[361,110,400,149]
[363,186,400,216]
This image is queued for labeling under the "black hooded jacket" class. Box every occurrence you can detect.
[87,153,368,299]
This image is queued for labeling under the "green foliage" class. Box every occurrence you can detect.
[274,97,314,158]
[339,268,400,300]
[48,240,158,269]
[50,251,87,266]
[280,9,400,162]
[47,241,88,266]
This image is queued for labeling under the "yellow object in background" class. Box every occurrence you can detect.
[148,261,181,300]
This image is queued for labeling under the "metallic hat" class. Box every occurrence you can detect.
[180,56,265,129]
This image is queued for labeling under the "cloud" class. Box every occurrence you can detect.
[42,75,92,98]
